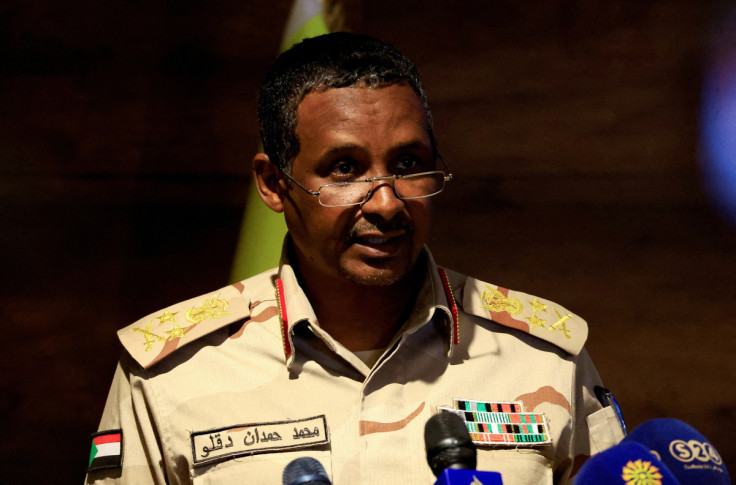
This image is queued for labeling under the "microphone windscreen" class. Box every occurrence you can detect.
[424,412,477,477]
[623,418,730,485]
[575,441,680,484]
[282,456,331,485]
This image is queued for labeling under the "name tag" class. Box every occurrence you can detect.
[191,415,329,465]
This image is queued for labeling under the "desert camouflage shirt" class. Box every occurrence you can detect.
[86,246,623,484]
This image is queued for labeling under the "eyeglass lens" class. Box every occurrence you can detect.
[319,172,446,207]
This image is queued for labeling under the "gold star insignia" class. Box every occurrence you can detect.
[165,323,188,340]
[526,313,547,329]
[530,298,548,313]
[157,311,178,325]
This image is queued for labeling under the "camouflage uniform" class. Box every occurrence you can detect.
[86,245,623,484]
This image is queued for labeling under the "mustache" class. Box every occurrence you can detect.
[347,218,414,238]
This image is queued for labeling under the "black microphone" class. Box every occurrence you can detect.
[425,412,477,476]
[282,456,332,485]
[424,412,503,484]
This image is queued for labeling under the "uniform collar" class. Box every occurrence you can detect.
[400,250,459,357]
[275,238,459,369]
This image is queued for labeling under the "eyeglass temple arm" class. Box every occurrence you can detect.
[279,170,321,196]
[437,153,454,181]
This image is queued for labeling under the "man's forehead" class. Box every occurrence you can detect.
[292,84,433,160]
[298,82,422,109]
[301,78,411,101]
[296,84,429,129]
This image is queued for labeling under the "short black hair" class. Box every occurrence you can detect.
[257,32,435,172]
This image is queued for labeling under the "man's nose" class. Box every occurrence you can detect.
[360,182,404,220]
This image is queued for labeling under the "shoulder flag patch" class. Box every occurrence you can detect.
[88,430,122,472]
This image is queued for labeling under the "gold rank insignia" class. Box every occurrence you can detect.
[131,313,194,352]
[462,277,588,355]
[130,293,231,352]
[480,285,523,316]
[185,293,230,323]
[119,284,251,369]
[131,319,167,352]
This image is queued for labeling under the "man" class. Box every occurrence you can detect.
[87,33,624,484]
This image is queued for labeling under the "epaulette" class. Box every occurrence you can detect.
[443,269,588,355]
[117,283,251,369]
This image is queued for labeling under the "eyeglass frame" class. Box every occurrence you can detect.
[277,153,454,208]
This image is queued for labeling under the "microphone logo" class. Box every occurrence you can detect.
[668,439,723,465]
[620,459,664,485]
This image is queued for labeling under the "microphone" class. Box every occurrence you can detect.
[282,456,331,485]
[425,412,477,475]
[622,418,731,485]
[575,441,681,484]
[424,412,503,485]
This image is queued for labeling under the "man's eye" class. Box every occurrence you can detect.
[396,157,421,172]
[331,161,356,176]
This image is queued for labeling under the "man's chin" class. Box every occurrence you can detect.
[337,260,410,287]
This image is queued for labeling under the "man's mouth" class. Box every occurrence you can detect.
[347,220,414,257]
[355,233,403,245]
[350,232,407,256]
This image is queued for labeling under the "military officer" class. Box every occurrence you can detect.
[86,32,624,484]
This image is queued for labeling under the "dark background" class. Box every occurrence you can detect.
[2,0,735,482]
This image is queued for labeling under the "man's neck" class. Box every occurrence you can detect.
[294,257,427,352]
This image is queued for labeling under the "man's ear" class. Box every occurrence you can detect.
[253,153,287,213]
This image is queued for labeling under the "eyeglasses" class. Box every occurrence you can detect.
[280,155,454,207]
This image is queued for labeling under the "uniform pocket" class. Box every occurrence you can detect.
[476,448,553,485]
[586,406,625,454]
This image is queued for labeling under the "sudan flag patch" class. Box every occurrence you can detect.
[88,430,123,472]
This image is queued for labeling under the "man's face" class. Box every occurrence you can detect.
[282,83,435,286]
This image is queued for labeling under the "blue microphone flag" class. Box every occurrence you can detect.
[433,469,503,485]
